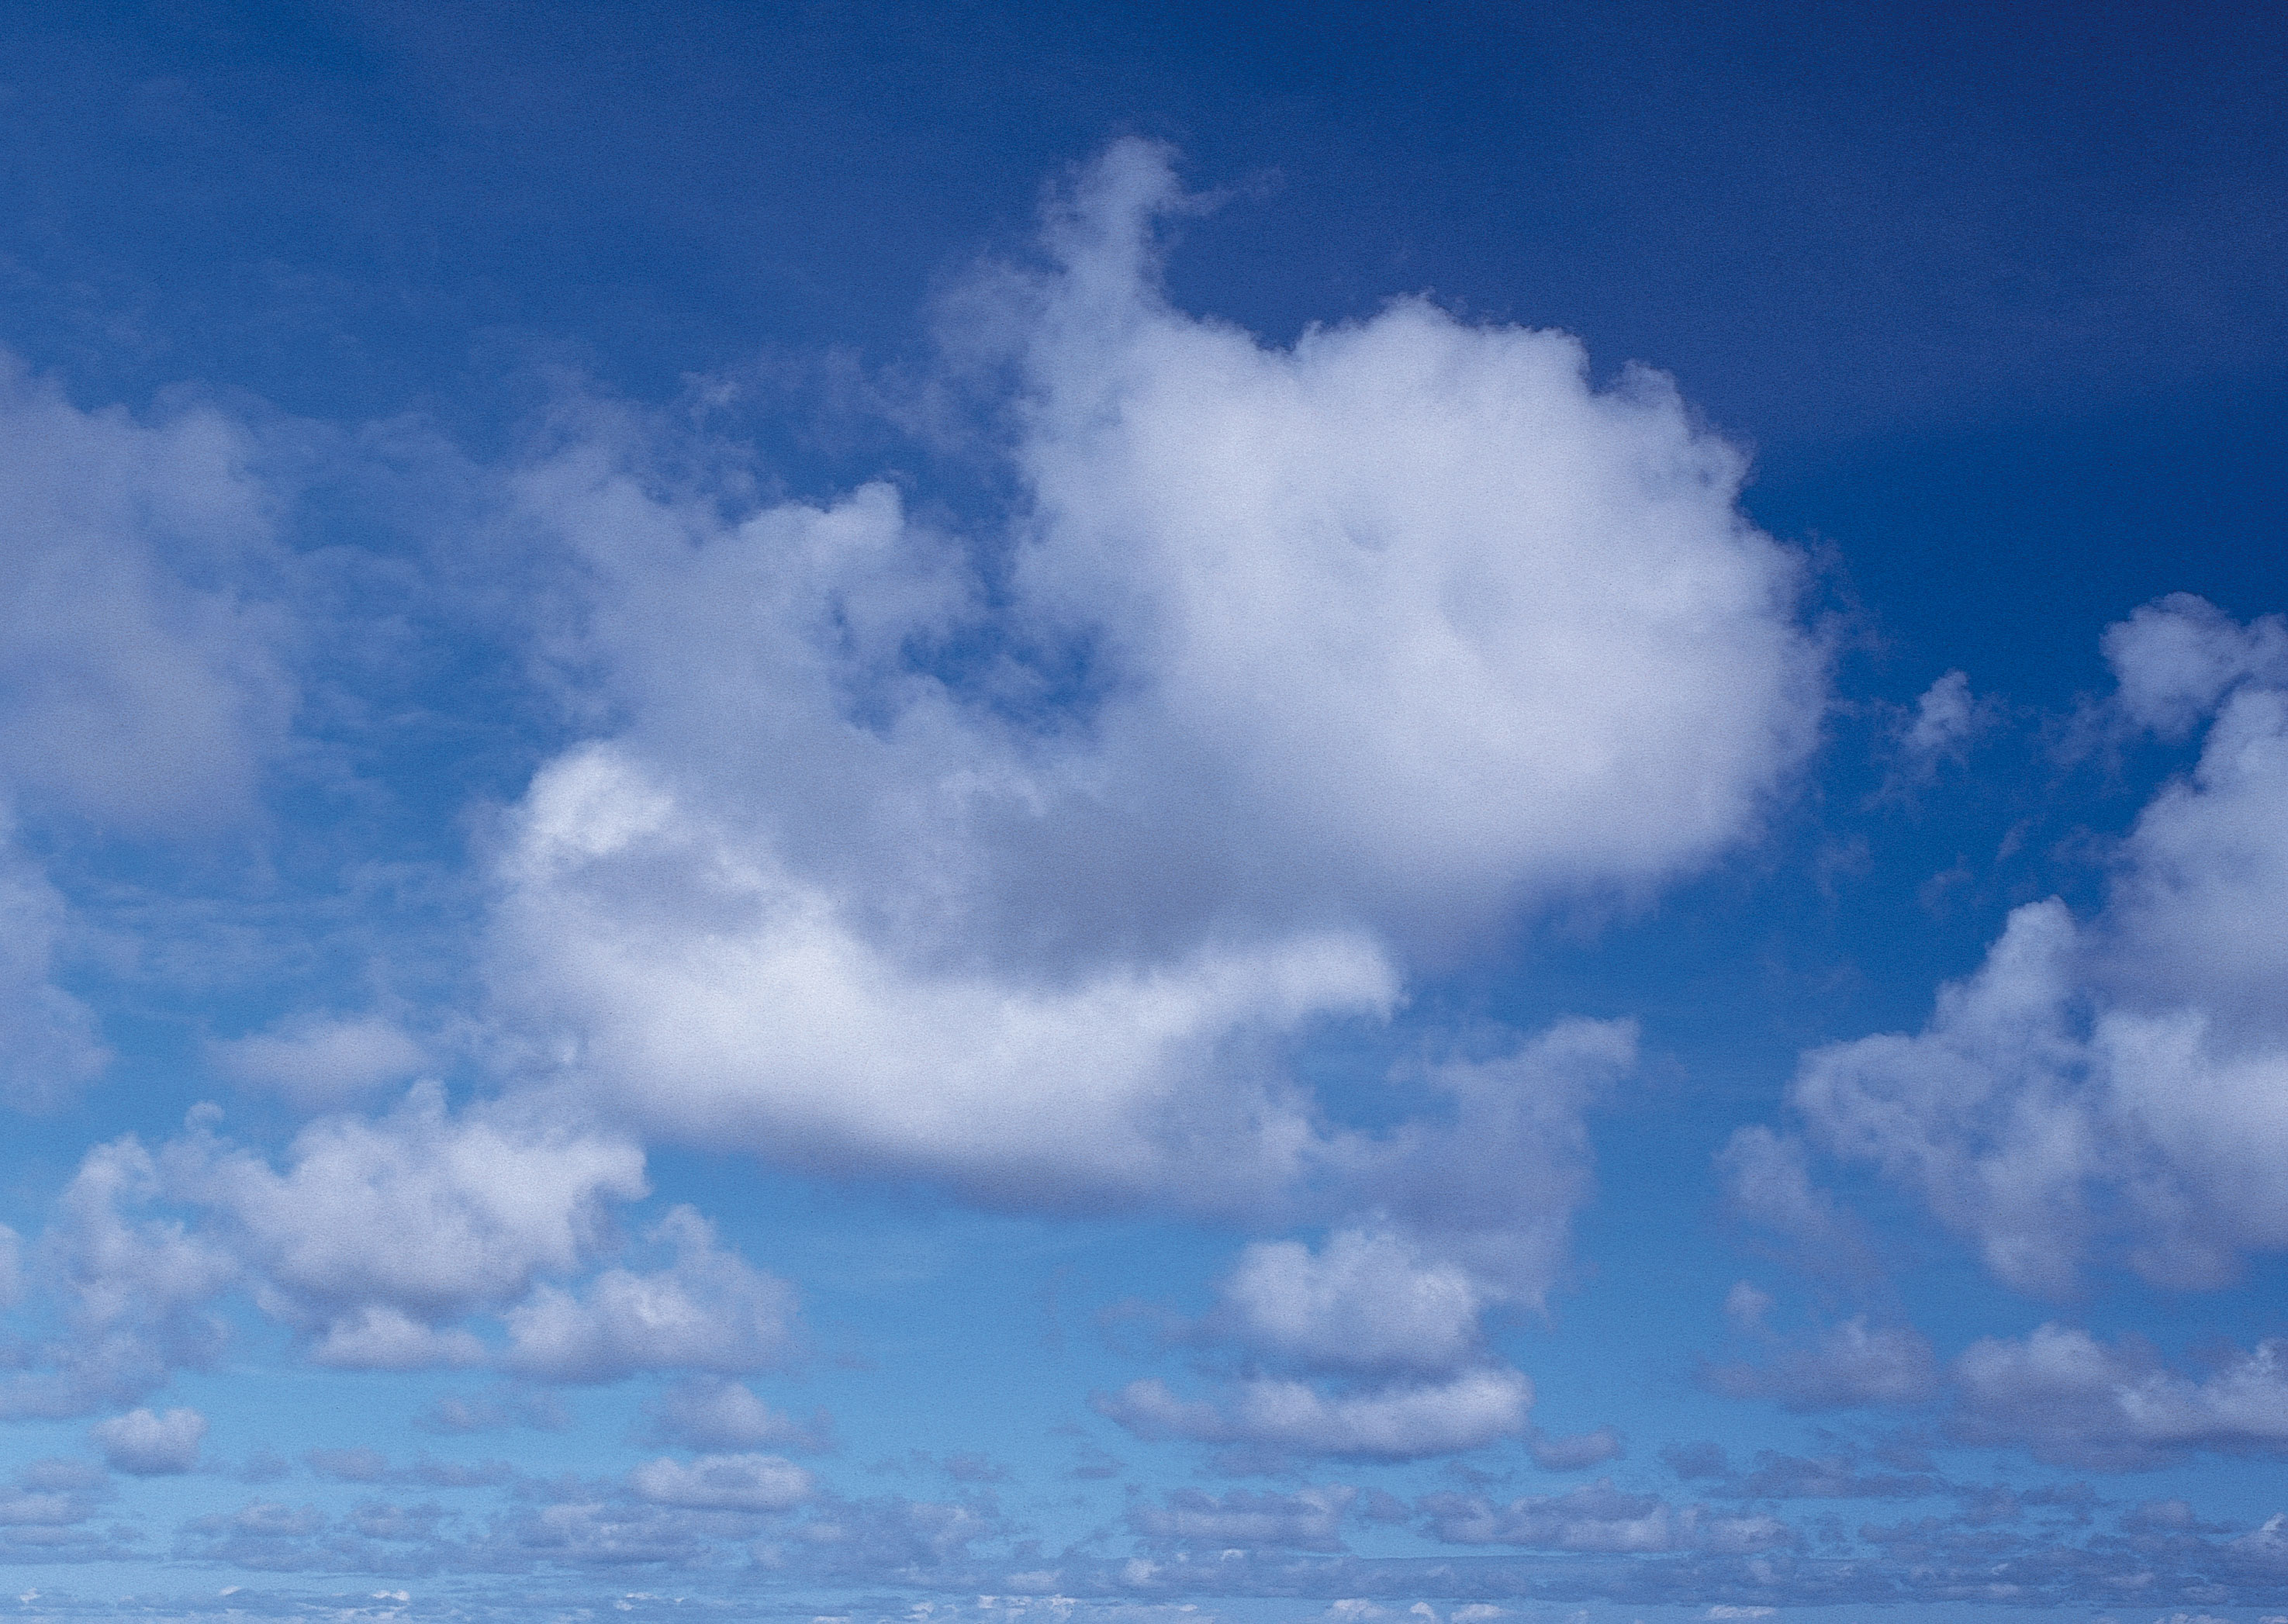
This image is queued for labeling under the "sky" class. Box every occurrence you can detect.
[2,3,2288,1622]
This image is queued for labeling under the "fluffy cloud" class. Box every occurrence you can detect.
[0,354,299,1115]
[0,354,293,831]
[1095,1368,1530,1461]
[1703,1318,1940,1411]
[503,1205,797,1383]
[627,1452,814,1512]
[484,138,1820,1215]
[91,1405,208,1474]
[641,1377,831,1452]
[1007,143,1821,942]
[493,742,1392,1210]
[0,830,108,1112]
[1951,1325,2288,1470]
[2,1134,238,1418]
[0,1457,114,1559]
[1795,597,2288,1291]
[1142,1021,1629,1461]
[1332,1020,1637,1311]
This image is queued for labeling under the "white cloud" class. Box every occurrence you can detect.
[306,1304,486,1371]
[0,354,294,832]
[0,829,108,1113]
[90,1405,208,1474]
[628,1453,814,1513]
[1011,140,1820,942]
[643,1378,830,1452]
[0,358,304,1116]
[3,1087,657,1408]
[1094,1367,1530,1461]
[1795,598,2288,1290]
[1211,1228,1481,1377]
[503,1205,797,1383]
[1128,1485,1357,1552]
[209,1014,428,1112]
[483,138,1820,1215]
[168,1083,648,1357]
[2,1135,238,1418]
[1951,1325,2288,1470]
[1715,1125,1878,1279]
[1334,1019,1637,1311]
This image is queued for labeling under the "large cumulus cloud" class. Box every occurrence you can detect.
[485,139,1823,1219]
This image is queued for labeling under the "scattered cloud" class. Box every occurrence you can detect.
[1797,598,2288,1291]
[502,1205,798,1384]
[1208,1228,1482,1377]
[627,1451,814,1512]
[1702,1318,1940,1411]
[485,137,1821,1218]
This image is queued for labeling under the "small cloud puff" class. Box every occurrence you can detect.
[91,1405,207,1474]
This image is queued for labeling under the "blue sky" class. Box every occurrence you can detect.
[3,4,2288,1622]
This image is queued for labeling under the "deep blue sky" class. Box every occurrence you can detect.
[3,5,2288,1622]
